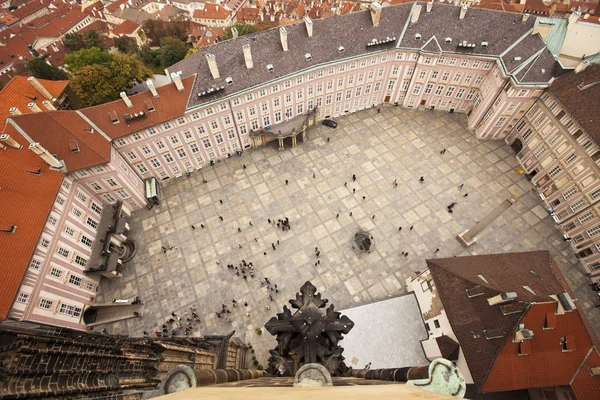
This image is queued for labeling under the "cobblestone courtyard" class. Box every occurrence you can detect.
[98,106,598,366]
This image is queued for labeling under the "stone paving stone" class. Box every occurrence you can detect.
[97,106,600,363]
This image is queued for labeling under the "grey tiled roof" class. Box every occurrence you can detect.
[169,2,555,109]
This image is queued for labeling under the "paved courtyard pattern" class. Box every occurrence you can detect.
[98,106,599,367]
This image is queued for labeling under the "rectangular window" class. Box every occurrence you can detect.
[150,158,161,168]
[215,135,224,144]
[565,154,577,165]
[86,217,98,230]
[16,292,29,303]
[72,207,82,218]
[189,143,199,154]
[75,255,88,267]
[50,267,63,278]
[30,259,42,270]
[202,138,212,149]
[579,211,595,225]
[68,274,83,287]
[435,85,444,96]
[117,189,129,199]
[570,199,587,213]
[39,299,53,309]
[136,163,148,174]
[163,153,174,163]
[41,238,50,248]
[81,235,93,247]
[59,303,82,317]
[104,194,116,203]
[163,122,172,130]
[548,165,561,178]
[48,215,57,226]
[177,148,187,159]
[58,247,69,257]
[106,178,118,187]
[587,225,600,238]
[445,87,455,97]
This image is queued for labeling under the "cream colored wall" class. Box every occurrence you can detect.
[561,22,600,62]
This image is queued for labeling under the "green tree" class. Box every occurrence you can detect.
[63,30,104,52]
[69,53,152,107]
[83,29,104,49]
[142,20,187,45]
[160,37,188,67]
[64,47,113,70]
[114,36,138,54]
[222,23,260,40]
[63,32,85,52]
[27,58,69,80]
[185,48,198,58]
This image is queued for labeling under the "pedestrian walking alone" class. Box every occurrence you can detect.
[219,216,224,221]
[398,227,402,231]
[463,193,469,197]
[419,176,424,183]
[285,179,289,185]
[352,174,356,182]
[458,183,464,189]
[191,225,196,230]
[434,248,440,253]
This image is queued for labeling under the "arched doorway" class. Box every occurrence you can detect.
[510,139,523,155]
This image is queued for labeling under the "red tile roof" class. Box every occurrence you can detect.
[106,0,129,13]
[482,302,599,394]
[0,9,19,26]
[11,0,50,19]
[0,76,67,321]
[32,9,88,38]
[9,111,112,171]
[193,4,232,20]
[549,65,600,147]
[0,76,69,121]
[79,76,194,140]
[571,348,600,400]
[112,20,140,36]
[427,251,600,394]
[0,36,34,68]
[523,0,549,15]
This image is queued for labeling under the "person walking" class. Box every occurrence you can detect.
[238,227,242,233]
[352,174,356,182]
[243,164,246,169]
[353,188,356,193]
[463,193,469,197]
[458,183,464,189]
[219,199,223,204]
[191,225,196,230]
[336,213,339,218]
[410,226,414,231]
[362,196,366,201]
[200,224,205,228]
[344,182,347,187]
[272,243,276,250]
[398,226,402,231]
[285,179,289,185]
[219,216,224,221]
[268,218,271,224]
[249,221,253,226]
[434,248,440,253]
[349,212,353,217]
[419,176,424,183]
[313,172,316,178]
[377,108,381,113]
[372,214,375,219]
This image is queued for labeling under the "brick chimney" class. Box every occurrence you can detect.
[205,55,220,79]
[29,142,63,169]
[370,2,382,27]
[459,5,467,20]
[0,134,23,149]
[41,100,56,111]
[411,4,422,23]
[171,71,185,91]
[27,76,53,100]
[147,79,159,98]
[243,44,253,69]
[522,13,529,22]
[568,11,581,25]
[231,26,239,38]
[28,102,42,113]
[120,92,133,108]
[426,1,433,12]
[304,16,313,37]
[9,107,21,116]
[279,27,288,51]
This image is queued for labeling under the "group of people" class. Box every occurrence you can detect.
[146,308,200,337]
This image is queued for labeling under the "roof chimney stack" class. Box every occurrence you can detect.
[147,79,159,98]
[279,27,288,51]
[574,60,589,74]
[120,91,133,108]
[459,5,467,20]
[41,100,56,111]
[9,107,21,116]
[27,76,53,100]
[522,13,529,22]
[29,142,63,169]
[304,16,313,37]
[568,11,581,25]
[171,71,185,91]
[231,26,239,38]
[426,1,433,12]
[243,44,253,69]
[0,134,23,149]
[28,102,42,113]
[205,55,220,79]
[370,3,382,26]
[411,4,422,23]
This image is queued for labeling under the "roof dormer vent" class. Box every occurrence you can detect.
[481,41,488,47]
[225,77,233,85]
[338,46,345,54]
[267,64,274,72]
[415,33,421,40]
[305,53,312,61]
[445,37,452,44]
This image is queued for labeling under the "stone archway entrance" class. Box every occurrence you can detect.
[250,108,318,150]
[510,138,523,155]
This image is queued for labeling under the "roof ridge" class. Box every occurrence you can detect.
[570,346,597,386]
[426,259,500,293]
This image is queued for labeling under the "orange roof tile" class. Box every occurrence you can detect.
[0,76,66,321]
[112,20,140,36]
[483,302,597,393]
[193,4,232,20]
[106,0,129,13]
[0,76,69,122]
[571,348,600,400]
[79,76,194,140]
[11,0,50,19]
[9,111,112,171]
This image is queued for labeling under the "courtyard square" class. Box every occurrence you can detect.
[97,106,599,366]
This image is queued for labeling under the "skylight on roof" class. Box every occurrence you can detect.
[523,285,536,295]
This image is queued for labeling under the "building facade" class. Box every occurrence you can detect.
[506,64,600,281]
[1,2,587,331]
